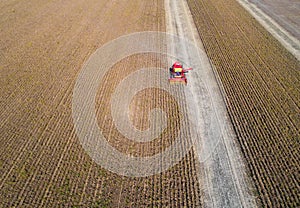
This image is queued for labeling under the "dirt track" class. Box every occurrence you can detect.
[165,0,256,207]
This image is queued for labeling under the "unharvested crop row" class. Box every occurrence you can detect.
[187,0,299,207]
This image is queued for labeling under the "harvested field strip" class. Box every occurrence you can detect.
[93,53,201,207]
[95,54,182,157]
[187,0,299,207]
[0,0,201,207]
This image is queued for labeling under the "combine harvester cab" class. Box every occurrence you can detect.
[169,62,192,85]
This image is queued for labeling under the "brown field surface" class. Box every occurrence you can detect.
[1,0,299,207]
[0,0,201,207]
[187,0,300,207]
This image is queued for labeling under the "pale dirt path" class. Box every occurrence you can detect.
[237,0,300,61]
[165,0,257,207]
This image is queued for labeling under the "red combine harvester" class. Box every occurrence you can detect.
[169,62,192,85]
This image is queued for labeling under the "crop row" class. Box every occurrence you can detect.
[187,0,299,207]
[94,53,201,207]
[0,0,203,206]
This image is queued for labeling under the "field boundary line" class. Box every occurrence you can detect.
[237,0,300,61]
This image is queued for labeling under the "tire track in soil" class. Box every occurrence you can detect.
[165,0,257,207]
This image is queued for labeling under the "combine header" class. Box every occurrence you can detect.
[169,62,192,85]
